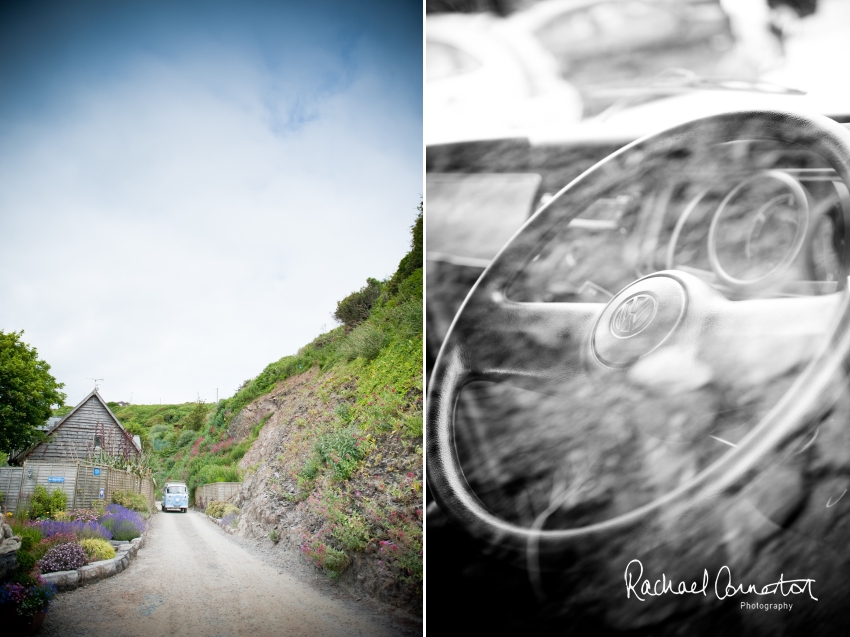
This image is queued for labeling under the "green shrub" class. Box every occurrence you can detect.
[334,278,382,329]
[401,412,423,438]
[182,401,208,431]
[384,205,422,297]
[302,540,350,579]
[150,424,173,452]
[149,423,170,436]
[30,542,49,562]
[28,485,48,518]
[395,266,423,303]
[15,549,36,573]
[339,323,388,361]
[176,428,197,448]
[152,437,171,452]
[225,440,251,463]
[29,485,66,519]
[384,295,423,341]
[111,490,151,514]
[332,514,371,552]
[251,413,270,439]
[50,488,67,514]
[79,538,116,561]
[308,430,364,481]
[194,464,241,486]
[205,501,239,518]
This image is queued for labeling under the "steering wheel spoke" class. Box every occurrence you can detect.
[697,293,843,389]
[449,299,604,386]
[625,280,844,394]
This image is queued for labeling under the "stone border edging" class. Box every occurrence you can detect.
[41,535,145,592]
[203,511,238,535]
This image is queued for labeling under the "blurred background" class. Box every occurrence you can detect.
[426,0,849,144]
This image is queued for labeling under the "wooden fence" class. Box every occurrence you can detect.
[0,467,24,513]
[0,460,154,514]
[193,482,241,509]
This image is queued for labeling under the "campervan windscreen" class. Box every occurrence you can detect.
[167,486,187,494]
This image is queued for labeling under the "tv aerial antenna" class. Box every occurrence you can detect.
[87,377,104,390]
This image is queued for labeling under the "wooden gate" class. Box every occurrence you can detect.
[0,467,23,513]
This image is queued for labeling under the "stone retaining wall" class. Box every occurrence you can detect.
[41,535,145,592]
[194,482,241,509]
[204,513,238,535]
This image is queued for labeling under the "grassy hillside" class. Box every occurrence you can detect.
[105,206,423,605]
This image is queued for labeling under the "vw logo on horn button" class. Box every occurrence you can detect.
[610,293,658,338]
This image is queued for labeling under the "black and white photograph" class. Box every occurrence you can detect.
[0,1,422,635]
[426,0,850,634]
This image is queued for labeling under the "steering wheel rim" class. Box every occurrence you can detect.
[427,109,850,558]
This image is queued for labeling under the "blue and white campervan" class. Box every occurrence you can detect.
[162,482,189,513]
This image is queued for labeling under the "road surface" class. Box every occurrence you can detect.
[41,508,407,637]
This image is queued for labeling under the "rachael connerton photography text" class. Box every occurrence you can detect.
[624,559,818,602]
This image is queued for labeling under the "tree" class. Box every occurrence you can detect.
[333,278,383,330]
[183,400,208,432]
[0,330,66,455]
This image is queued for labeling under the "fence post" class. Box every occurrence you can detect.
[17,461,29,515]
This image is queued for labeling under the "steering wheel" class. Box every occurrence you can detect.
[427,110,850,561]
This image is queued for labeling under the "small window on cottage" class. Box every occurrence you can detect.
[94,435,102,449]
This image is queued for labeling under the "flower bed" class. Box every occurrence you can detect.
[2,504,149,616]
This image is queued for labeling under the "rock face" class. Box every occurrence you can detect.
[234,370,339,552]
[227,368,423,614]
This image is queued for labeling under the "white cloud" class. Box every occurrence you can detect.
[0,15,421,406]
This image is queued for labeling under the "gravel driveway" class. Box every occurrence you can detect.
[40,508,411,637]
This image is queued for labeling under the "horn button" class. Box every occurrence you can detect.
[592,274,687,368]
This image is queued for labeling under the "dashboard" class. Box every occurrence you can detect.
[508,139,849,304]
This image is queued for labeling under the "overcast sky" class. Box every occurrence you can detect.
[0,1,422,407]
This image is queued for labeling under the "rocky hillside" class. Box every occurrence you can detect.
[229,365,422,611]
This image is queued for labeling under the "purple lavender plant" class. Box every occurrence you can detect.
[99,504,145,541]
[34,519,112,541]
[37,543,88,573]
[76,522,113,541]
[220,513,238,529]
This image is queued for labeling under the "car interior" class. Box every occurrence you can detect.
[426,111,850,634]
